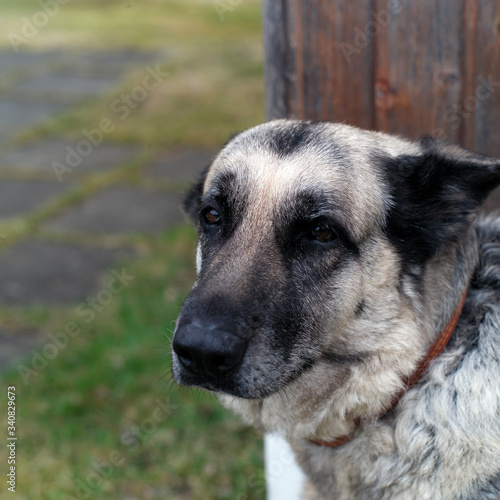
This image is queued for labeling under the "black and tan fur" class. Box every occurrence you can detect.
[172,120,500,499]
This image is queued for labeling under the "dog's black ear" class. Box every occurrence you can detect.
[182,164,210,224]
[383,136,500,264]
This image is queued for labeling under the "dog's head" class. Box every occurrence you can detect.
[172,120,500,438]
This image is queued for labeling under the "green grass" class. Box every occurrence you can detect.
[0,227,265,500]
[0,1,266,498]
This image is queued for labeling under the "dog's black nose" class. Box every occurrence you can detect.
[173,323,247,378]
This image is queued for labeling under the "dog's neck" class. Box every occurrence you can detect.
[312,285,468,447]
[220,227,480,442]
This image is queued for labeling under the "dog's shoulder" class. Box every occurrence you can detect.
[393,215,500,497]
[451,215,500,358]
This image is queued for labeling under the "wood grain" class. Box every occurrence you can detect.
[264,0,500,156]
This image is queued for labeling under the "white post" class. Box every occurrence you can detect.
[264,433,306,500]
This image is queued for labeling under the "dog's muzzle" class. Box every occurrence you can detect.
[173,321,248,378]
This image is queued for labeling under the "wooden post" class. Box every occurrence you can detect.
[263,0,500,157]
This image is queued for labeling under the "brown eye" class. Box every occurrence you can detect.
[202,207,221,225]
[312,224,336,243]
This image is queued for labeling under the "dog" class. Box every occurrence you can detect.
[172,119,500,499]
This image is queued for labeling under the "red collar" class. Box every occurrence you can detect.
[312,288,468,448]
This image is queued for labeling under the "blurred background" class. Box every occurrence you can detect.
[2,1,500,499]
[0,1,265,499]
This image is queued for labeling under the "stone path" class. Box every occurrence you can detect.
[0,139,141,175]
[0,48,214,371]
[0,48,500,373]
[45,186,185,235]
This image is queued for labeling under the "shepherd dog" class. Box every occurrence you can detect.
[172,120,500,499]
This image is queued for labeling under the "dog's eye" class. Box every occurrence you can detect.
[201,207,221,225]
[312,224,336,243]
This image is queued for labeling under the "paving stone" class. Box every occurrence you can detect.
[0,50,56,73]
[0,49,158,76]
[16,73,119,96]
[46,186,185,235]
[7,91,93,108]
[0,139,141,178]
[34,50,160,81]
[0,130,14,147]
[146,149,216,183]
[0,240,131,305]
[0,49,160,95]
[0,48,161,127]
[0,180,73,218]
[77,49,160,67]
[0,101,66,130]
[485,186,500,213]
[0,330,42,372]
